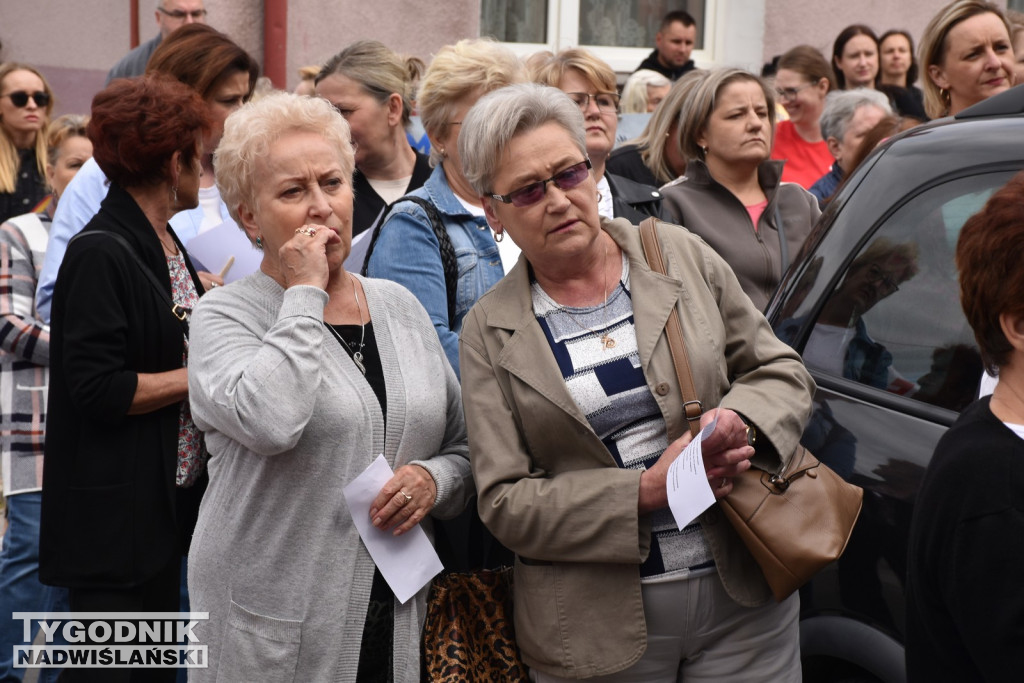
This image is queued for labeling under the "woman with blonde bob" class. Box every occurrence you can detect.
[607,70,705,187]
[620,69,671,113]
[187,92,471,681]
[531,48,667,222]
[458,82,812,681]
[661,68,820,310]
[366,38,524,376]
[920,0,1015,118]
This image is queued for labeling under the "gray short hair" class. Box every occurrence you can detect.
[214,92,354,228]
[819,88,893,142]
[459,83,587,196]
[621,69,671,114]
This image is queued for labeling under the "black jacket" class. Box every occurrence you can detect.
[40,183,206,589]
[352,150,432,238]
[607,144,664,189]
[635,50,696,81]
[607,171,668,223]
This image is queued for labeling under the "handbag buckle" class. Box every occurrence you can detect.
[768,473,790,492]
[171,304,191,322]
[683,399,703,422]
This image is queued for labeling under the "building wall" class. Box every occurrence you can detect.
[0,0,1010,118]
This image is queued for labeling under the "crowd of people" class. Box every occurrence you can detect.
[0,0,1020,681]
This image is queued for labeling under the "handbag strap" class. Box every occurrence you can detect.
[638,217,701,438]
[69,230,190,337]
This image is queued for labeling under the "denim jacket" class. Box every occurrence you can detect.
[366,165,503,376]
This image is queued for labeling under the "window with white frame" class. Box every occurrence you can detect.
[480,0,712,74]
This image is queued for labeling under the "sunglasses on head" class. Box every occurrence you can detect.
[490,158,592,208]
[3,91,50,108]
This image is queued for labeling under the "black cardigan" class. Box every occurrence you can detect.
[351,150,432,238]
[906,396,1024,681]
[40,183,206,589]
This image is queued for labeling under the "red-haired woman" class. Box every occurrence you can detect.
[906,170,1024,680]
[39,74,210,682]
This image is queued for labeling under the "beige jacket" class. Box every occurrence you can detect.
[459,217,814,678]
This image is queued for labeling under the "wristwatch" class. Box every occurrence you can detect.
[740,415,757,447]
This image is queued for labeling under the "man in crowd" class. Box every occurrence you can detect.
[635,10,699,80]
[106,0,207,83]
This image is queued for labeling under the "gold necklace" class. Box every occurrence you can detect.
[559,244,617,350]
[156,232,178,255]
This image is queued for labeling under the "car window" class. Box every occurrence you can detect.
[800,171,1015,412]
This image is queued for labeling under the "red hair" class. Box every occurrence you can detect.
[88,75,211,189]
[956,170,1024,373]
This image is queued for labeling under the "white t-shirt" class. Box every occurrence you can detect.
[367,176,411,205]
[597,175,614,219]
[197,185,224,234]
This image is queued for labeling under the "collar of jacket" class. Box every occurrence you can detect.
[92,182,180,291]
[477,216,685,432]
[605,172,662,205]
[681,157,786,223]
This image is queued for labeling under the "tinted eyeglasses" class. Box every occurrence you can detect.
[157,7,208,20]
[490,159,592,208]
[2,91,49,108]
[865,263,900,295]
[566,92,620,114]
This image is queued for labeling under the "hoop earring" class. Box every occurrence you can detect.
[255,235,263,249]
[493,230,504,243]
[940,88,950,104]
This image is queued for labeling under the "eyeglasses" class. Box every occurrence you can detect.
[865,263,900,295]
[490,159,592,207]
[774,83,813,101]
[2,91,49,108]
[566,92,620,114]
[157,7,208,20]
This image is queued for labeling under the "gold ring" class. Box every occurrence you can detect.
[295,226,318,237]
[399,490,412,503]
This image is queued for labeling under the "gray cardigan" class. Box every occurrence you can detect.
[186,271,471,682]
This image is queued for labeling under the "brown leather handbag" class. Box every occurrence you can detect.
[638,217,863,602]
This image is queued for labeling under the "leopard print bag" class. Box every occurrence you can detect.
[422,568,528,682]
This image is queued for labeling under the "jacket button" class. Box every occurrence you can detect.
[655,382,670,396]
[651,191,660,198]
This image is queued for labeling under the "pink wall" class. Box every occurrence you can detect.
[0,0,1009,117]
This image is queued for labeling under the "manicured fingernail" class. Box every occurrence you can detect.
[373,517,383,528]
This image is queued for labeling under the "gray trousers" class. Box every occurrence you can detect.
[530,572,801,682]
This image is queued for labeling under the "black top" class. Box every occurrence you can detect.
[905,396,1024,682]
[635,50,696,81]
[327,321,386,421]
[0,148,47,224]
[607,144,664,191]
[40,183,207,589]
[351,151,432,238]
[607,171,669,223]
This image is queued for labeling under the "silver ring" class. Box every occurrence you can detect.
[399,490,412,504]
[209,282,219,288]
[295,226,318,237]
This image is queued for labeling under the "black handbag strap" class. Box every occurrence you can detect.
[638,217,702,439]
[69,230,190,337]
[361,194,458,325]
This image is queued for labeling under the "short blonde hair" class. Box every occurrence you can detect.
[417,39,524,166]
[920,1,1011,118]
[45,114,89,167]
[621,69,670,114]
[214,92,354,230]
[529,47,617,95]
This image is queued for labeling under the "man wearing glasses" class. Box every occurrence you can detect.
[106,0,207,84]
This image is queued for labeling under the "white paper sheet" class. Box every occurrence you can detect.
[342,454,444,604]
[184,219,262,283]
[666,415,719,530]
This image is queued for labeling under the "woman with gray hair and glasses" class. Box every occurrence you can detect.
[458,82,813,682]
[809,88,892,207]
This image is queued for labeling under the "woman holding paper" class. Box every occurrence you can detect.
[185,92,471,681]
[457,83,814,681]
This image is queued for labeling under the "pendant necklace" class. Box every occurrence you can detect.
[560,243,617,350]
[324,276,367,375]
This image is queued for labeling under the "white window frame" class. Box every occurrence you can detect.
[491,0,720,73]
